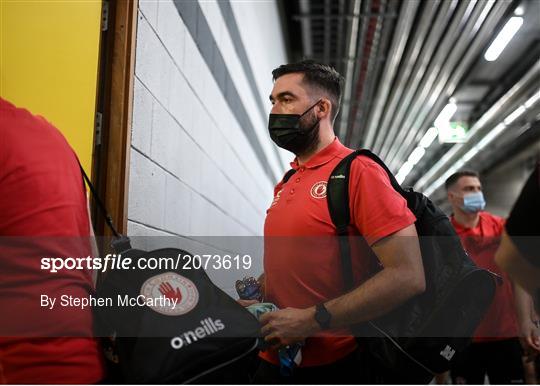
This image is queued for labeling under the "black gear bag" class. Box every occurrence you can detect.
[80,165,261,384]
[94,247,261,384]
[282,149,498,383]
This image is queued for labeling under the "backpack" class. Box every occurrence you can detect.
[80,166,261,384]
[282,149,498,383]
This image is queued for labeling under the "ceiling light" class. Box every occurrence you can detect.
[524,92,540,109]
[419,127,438,148]
[514,5,524,16]
[408,147,426,165]
[503,105,526,125]
[434,102,458,129]
[396,161,414,184]
[484,17,523,62]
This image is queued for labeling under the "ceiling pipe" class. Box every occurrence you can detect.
[376,0,479,160]
[390,0,513,173]
[299,0,313,57]
[387,0,499,168]
[324,0,331,64]
[414,60,540,193]
[348,0,389,144]
[360,0,421,150]
[359,0,457,154]
[344,0,378,144]
[368,0,442,153]
[336,0,362,139]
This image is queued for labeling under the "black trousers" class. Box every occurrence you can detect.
[450,338,524,384]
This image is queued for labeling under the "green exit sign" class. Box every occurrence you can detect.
[438,122,469,143]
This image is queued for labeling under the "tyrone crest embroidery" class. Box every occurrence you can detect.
[310,181,327,199]
[140,272,199,316]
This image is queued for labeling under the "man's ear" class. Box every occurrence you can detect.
[317,98,331,119]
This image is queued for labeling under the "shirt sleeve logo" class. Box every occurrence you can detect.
[310,181,327,199]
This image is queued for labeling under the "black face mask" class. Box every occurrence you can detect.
[268,100,321,154]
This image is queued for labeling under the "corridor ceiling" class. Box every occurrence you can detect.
[280,0,540,198]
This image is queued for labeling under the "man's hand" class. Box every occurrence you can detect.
[259,307,319,349]
[237,299,258,307]
[519,319,540,362]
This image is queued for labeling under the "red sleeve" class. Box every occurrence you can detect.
[495,215,505,236]
[349,156,416,246]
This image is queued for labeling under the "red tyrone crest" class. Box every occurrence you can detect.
[140,272,198,316]
[310,181,327,199]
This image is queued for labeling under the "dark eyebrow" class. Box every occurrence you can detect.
[269,91,296,102]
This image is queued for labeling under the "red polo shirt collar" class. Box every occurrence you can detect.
[290,137,349,170]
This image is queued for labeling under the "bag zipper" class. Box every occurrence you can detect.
[368,266,497,374]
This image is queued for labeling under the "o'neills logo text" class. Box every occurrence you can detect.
[170,317,225,349]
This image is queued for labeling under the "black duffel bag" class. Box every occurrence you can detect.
[79,163,261,384]
[95,246,261,384]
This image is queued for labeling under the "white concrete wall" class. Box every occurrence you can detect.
[127,0,288,294]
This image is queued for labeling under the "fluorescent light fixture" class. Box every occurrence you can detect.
[484,17,523,62]
[503,105,526,125]
[396,161,414,184]
[419,127,438,148]
[524,92,540,108]
[514,5,524,16]
[476,123,506,150]
[408,147,426,165]
[461,147,478,164]
[434,102,458,128]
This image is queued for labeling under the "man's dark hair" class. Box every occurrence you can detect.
[445,170,480,191]
[272,60,344,123]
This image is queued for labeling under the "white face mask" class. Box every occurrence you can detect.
[461,191,486,213]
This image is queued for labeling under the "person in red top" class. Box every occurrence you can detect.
[445,170,535,384]
[0,98,105,383]
[248,61,425,383]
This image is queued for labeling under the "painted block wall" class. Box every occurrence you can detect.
[128,0,289,295]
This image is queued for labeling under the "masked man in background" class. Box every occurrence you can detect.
[446,171,538,384]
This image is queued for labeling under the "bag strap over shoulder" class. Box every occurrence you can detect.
[355,149,406,195]
[282,169,297,184]
[326,151,359,291]
[326,150,404,291]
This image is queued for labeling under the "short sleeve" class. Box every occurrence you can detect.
[349,157,416,246]
[505,165,540,267]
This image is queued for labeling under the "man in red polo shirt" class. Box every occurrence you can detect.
[251,61,425,383]
[0,98,105,383]
[445,170,534,384]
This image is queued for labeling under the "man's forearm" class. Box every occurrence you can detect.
[514,282,534,326]
[324,224,425,330]
[324,265,424,329]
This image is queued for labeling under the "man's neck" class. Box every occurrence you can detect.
[297,131,335,165]
[453,209,480,229]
